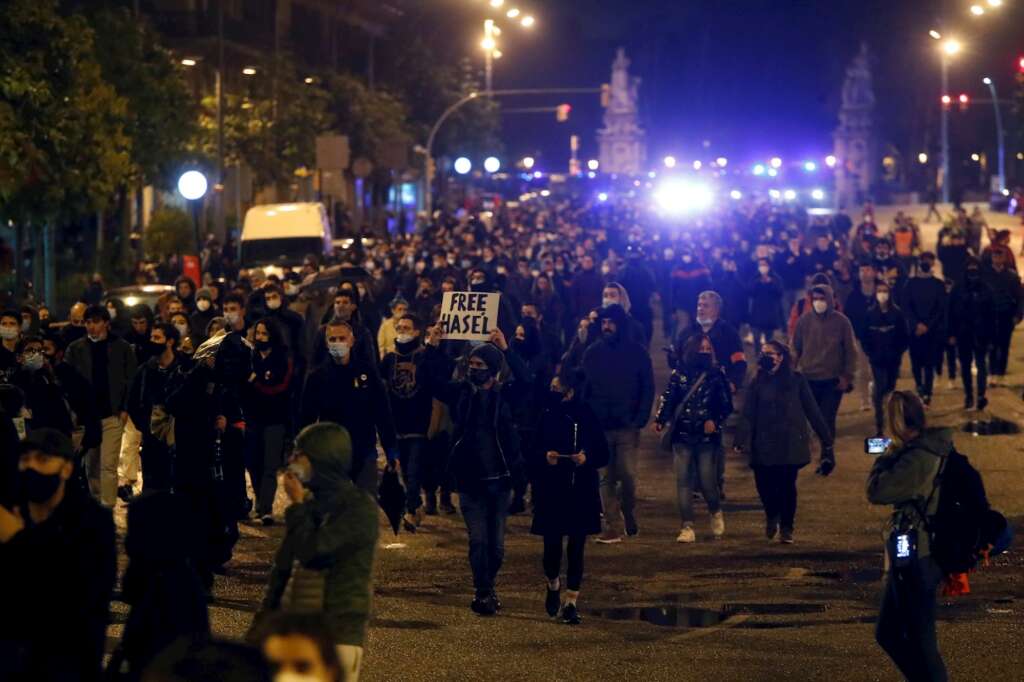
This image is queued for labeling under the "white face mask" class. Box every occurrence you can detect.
[876,292,890,305]
[812,300,828,314]
[107,307,117,320]
[758,265,771,276]
[328,341,350,359]
[602,297,618,308]
[174,323,189,337]
[196,299,211,312]
[284,283,299,296]
[696,316,713,330]
[225,311,241,326]
[0,327,18,341]
[395,333,415,345]
[266,298,282,310]
[578,327,587,343]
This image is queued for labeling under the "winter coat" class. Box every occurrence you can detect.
[261,440,379,647]
[300,357,396,457]
[949,279,996,344]
[655,365,733,445]
[529,397,610,537]
[675,319,748,388]
[747,274,785,331]
[737,368,833,468]
[569,268,606,318]
[861,304,910,368]
[900,275,947,336]
[866,427,950,562]
[246,347,294,427]
[0,485,116,681]
[581,335,655,430]
[381,343,452,438]
[983,267,1023,316]
[65,335,138,416]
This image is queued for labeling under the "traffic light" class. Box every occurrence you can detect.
[600,84,610,108]
[958,93,969,112]
[1018,56,1024,72]
[556,103,571,122]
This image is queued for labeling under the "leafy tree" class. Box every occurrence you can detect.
[320,72,412,163]
[144,206,193,259]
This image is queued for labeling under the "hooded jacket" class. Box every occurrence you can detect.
[261,424,379,646]
[861,303,910,368]
[791,285,857,382]
[581,306,655,430]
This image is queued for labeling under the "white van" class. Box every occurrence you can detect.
[239,203,332,270]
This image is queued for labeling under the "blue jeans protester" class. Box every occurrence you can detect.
[672,442,720,524]
[459,480,513,598]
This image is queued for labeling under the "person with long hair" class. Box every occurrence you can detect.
[655,333,732,543]
[736,340,834,544]
[867,390,949,681]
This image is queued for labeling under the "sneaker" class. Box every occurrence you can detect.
[710,511,725,539]
[490,592,502,611]
[977,397,989,411]
[676,525,696,543]
[780,528,795,544]
[922,394,932,407]
[622,511,639,537]
[470,595,497,616]
[561,602,582,625]
[765,517,779,541]
[117,484,135,503]
[439,495,457,515]
[596,529,623,544]
[402,512,419,533]
[545,587,561,617]
[260,515,274,527]
[423,494,438,516]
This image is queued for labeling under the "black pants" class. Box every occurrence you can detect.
[870,362,900,435]
[958,339,988,401]
[753,465,799,531]
[244,423,286,517]
[423,432,452,497]
[908,333,939,397]
[398,437,426,513]
[140,435,173,492]
[989,312,1015,376]
[807,378,842,440]
[935,339,956,380]
[876,557,948,682]
[543,534,586,591]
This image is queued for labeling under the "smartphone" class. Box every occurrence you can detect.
[864,437,892,455]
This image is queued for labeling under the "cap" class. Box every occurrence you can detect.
[19,427,74,460]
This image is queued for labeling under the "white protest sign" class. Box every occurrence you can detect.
[439,291,500,341]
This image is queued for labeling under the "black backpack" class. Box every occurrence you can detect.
[919,448,991,574]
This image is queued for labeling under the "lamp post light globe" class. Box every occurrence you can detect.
[663,155,677,169]
[825,155,838,168]
[522,156,535,170]
[177,170,208,201]
[587,159,600,171]
[769,156,782,169]
[942,39,962,56]
[454,157,472,175]
[483,156,501,173]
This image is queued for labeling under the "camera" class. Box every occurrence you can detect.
[864,436,892,455]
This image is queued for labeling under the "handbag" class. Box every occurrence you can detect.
[659,372,707,452]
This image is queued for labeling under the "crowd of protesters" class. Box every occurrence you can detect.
[0,193,1016,680]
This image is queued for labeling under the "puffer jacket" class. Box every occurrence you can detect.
[655,365,733,444]
[866,427,950,564]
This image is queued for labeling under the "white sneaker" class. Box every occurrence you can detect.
[676,526,696,543]
[711,511,725,538]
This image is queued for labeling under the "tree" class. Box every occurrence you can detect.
[144,207,192,259]
[320,72,412,163]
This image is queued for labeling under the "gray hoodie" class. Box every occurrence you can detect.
[791,284,857,382]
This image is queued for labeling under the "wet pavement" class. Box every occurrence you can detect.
[106,205,1024,680]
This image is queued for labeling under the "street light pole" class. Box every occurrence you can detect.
[424,92,480,217]
[941,54,951,204]
[983,77,1006,193]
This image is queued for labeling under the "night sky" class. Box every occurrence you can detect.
[473,0,1024,176]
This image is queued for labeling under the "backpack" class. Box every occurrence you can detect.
[919,448,991,574]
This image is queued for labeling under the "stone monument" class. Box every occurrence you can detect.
[833,43,876,209]
[598,48,646,175]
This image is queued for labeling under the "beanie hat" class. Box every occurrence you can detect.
[18,427,74,460]
[469,343,504,376]
[196,288,213,301]
[598,303,628,327]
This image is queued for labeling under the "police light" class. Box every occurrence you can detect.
[654,179,714,214]
[811,188,825,201]
[753,164,766,176]
[803,161,817,172]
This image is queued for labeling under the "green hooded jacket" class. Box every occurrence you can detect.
[866,427,950,564]
[261,423,379,646]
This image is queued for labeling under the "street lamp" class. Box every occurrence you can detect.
[521,15,535,28]
[716,157,728,167]
[522,156,535,170]
[587,159,600,171]
[803,161,817,172]
[825,155,837,168]
[454,157,473,175]
[177,170,208,252]
[970,4,985,16]
[981,76,1006,192]
[663,155,677,169]
[242,67,257,76]
[692,160,702,170]
[919,152,929,164]
[932,32,962,203]
[770,156,782,168]
[483,156,501,173]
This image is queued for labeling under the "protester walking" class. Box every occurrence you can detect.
[861,281,910,435]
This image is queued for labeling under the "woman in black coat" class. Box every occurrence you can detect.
[530,371,609,625]
[736,340,833,544]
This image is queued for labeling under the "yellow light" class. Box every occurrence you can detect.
[493,50,503,60]
[929,29,942,40]
[1018,153,1024,160]
[521,15,535,28]
[506,8,520,18]
[522,156,535,169]
[987,0,1003,6]
[942,39,962,56]
[181,58,197,67]
[481,37,496,50]
[489,0,503,7]
[970,5,985,16]
[304,77,314,84]
[242,67,257,75]
[971,153,981,162]
[918,153,928,164]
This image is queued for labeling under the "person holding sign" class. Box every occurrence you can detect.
[431,327,532,617]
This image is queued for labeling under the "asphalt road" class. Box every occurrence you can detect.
[108,203,1024,681]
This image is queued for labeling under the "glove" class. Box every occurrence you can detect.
[816,447,836,477]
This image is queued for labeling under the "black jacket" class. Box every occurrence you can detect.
[737,368,833,468]
[582,335,655,430]
[949,279,996,344]
[900,276,947,335]
[747,275,785,331]
[862,304,910,367]
[300,357,396,457]
[529,397,610,537]
[380,343,452,437]
[676,319,747,388]
[0,486,116,681]
[655,365,733,445]
[246,347,294,427]
[983,267,1023,317]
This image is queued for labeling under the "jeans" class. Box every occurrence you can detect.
[599,428,641,532]
[244,423,287,517]
[398,437,426,513]
[870,362,900,435]
[423,432,452,497]
[459,481,512,595]
[753,465,799,530]
[86,416,124,507]
[543,534,586,591]
[672,442,720,524]
[909,333,939,396]
[958,339,988,401]
[351,449,378,496]
[806,378,843,440]
[876,556,948,682]
[935,338,956,380]
[989,312,1015,376]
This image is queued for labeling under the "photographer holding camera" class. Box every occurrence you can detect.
[866,390,948,682]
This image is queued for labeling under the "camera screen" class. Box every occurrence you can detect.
[896,534,911,559]
[865,437,892,455]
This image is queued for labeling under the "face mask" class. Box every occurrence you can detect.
[20,320,31,333]
[0,327,18,341]
[21,352,44,371]
[196,299,211,312]
[691,352,712,370]
[174,323,189,338]
[758,265,770,276]
[266,298,282,310]
[467,367,492,386]
[696,316,712,330]
[876,292,890,305]
[149,341,168,356]
[107,307,117,320]
[328,342,350,360]
[88,334,104,343]
[758,354,776,372]
[254,339,271,351]
[919,262,933,274]
[20,468,63,503]
[812,300,828,314]
[602,297,618,308]
[225,311,241,326]
[287,460,312,484]
[395,333,415,345]
[577,328,588,343]
[284,283,299,296]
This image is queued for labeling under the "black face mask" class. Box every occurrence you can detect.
[919,262,933,273]
[966,270,980,281]
[691,352,713,371]
[467,367,492,386]
[254,339,271,351]
[20,468,63,503]
[148,341,168,357]
[758,355,776,372]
